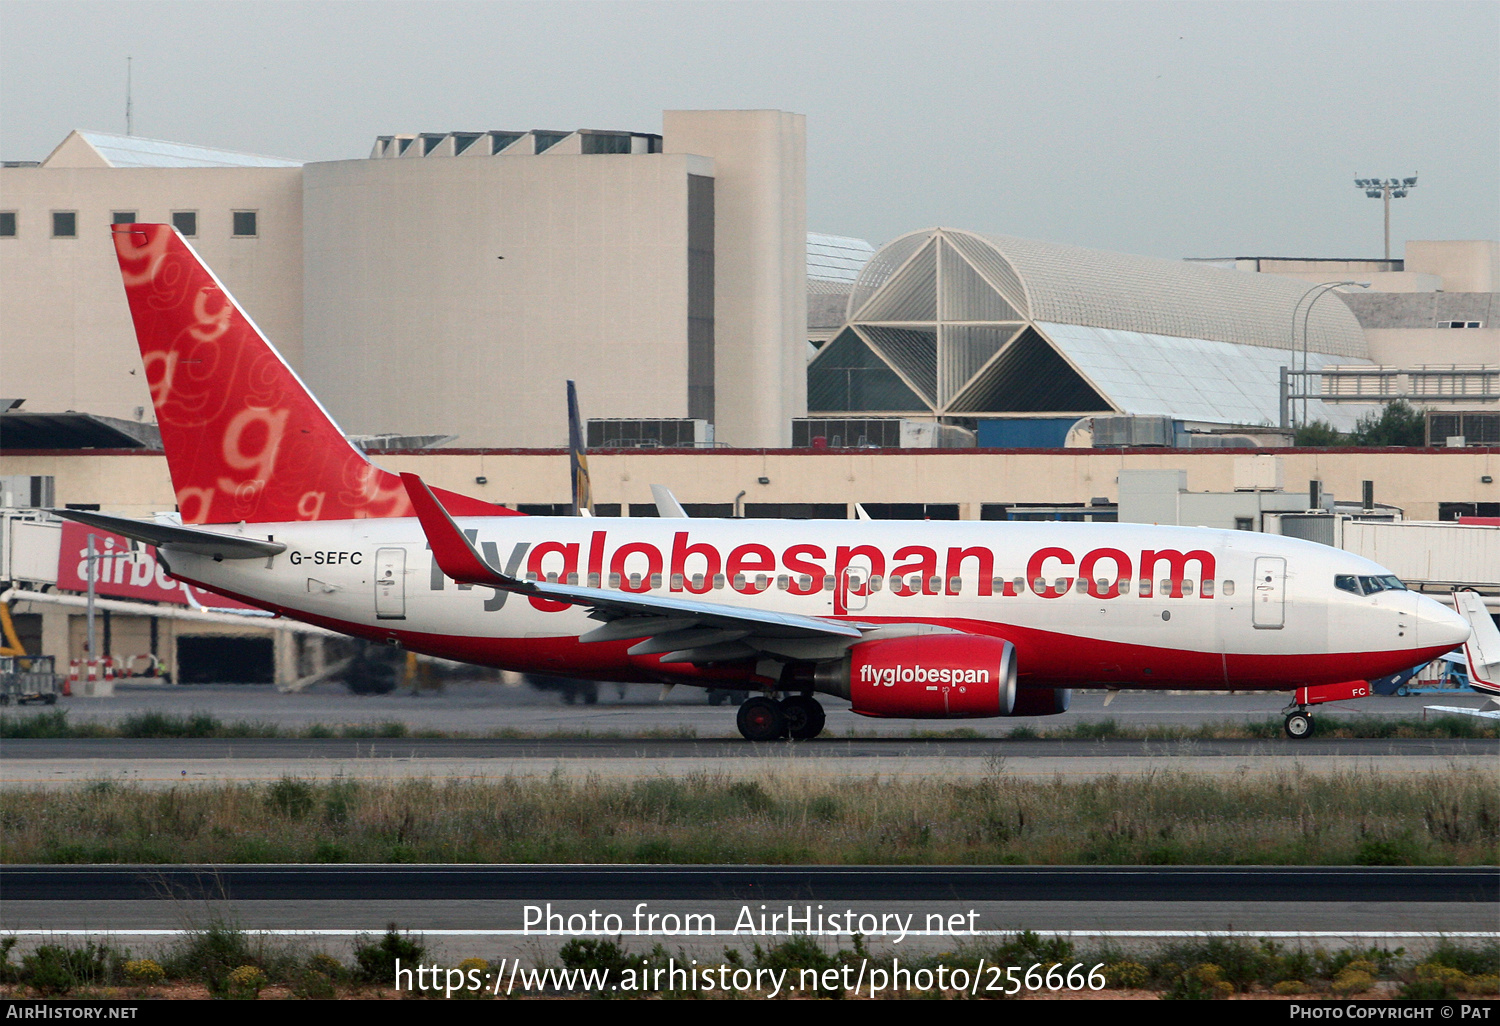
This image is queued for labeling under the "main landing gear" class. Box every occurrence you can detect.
[736,694,826,742]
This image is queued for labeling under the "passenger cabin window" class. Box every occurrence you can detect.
[1222,580,1235,597]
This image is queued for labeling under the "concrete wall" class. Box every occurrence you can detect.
[664,111,807,447]
[1407,240,1499,293]
[5,447,1497,524]
[302,152,707,448]
[1340,292,1500,331]
[1363,328,1500,367]
[0,166,304,419]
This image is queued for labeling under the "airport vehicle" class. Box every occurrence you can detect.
[0,655,60,706]
[53,224,1475,740]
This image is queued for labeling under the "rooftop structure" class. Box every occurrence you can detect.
[811,227,1373,429]
[42,130,303,169]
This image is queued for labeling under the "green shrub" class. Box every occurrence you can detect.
[0,938,18,984]
[558,938,633,996]
[20,942,120,995]
[353,925,424,984]
[265,777,315,819]
[226,964,267,999]
[123,958,165,986]
[1333,968,1375,994]
[291,968,337,999]
[159,921,293,997]
[1106,961,1149,989]
[1423,940,1500,978]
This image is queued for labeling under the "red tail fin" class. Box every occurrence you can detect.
[113,224,515,524]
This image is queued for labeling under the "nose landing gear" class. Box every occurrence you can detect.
[735,694,826,741]
[1283,707,1315,739]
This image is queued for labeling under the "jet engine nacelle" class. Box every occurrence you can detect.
[1010,685,1071,717]
[822,634,1018,718]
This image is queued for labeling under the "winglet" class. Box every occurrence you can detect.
[1454,589,1500,695]
[400,473,525,592]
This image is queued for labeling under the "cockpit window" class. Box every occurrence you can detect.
[1340,574,1409,596]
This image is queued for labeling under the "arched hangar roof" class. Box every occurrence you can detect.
[811,227,1375,428]
[848,227,1369,358]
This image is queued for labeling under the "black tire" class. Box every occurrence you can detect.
[581,682,599,705]
[737,696,787,742]
[780,695,826,739]
[1284,710,1314,739]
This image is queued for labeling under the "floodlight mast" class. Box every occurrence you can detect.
[1353,175,1417,261]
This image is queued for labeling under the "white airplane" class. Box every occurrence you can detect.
[56,224,1475,741]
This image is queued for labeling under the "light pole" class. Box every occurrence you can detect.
[1354,176,1417,261]
[1289,281,1369,430]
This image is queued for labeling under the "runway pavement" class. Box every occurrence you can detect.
[6,864,1494,902]
[5,870,1494,960]
[4,866,1494,960]
[4,680,1489,738]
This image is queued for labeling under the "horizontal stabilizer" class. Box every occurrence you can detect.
[49,509,286,560]
[1453,590,1500,696]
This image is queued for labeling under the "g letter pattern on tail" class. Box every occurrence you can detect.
[113,225,509,524]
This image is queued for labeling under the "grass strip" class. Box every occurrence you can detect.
[3,768,1496,865]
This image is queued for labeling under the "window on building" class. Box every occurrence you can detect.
[52,211,77,238]
[587,419,704,448]
[232,211,258,237]
[1437,321,1483,329]
[1234,517,1254,531]
[111,211,136,224]
[1438,502,1500,521]
[0,212,14,237]
[172,211,197,237]
[793,418,902,448]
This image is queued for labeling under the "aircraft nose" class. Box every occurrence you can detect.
[1416,595,1470,650]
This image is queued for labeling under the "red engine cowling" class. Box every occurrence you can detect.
[840,634,1017,718]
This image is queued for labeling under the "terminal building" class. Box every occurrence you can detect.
[2,114,1497,682]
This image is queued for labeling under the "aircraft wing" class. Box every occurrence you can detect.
[400,473,866,662]
[48,508,286,560]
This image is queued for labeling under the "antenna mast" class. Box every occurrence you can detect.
[126,56,133,136]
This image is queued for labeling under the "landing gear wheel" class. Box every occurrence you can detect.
[1284,710,1314,739]
[737,696,787,742]
[779,695,826,740]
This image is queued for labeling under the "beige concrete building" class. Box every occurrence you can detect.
[0,132,304,422]
[1,112,808,449]
[1188,242,1499,385]
[5,445,1494,528]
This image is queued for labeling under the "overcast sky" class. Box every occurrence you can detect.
[3,1,1494,259]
